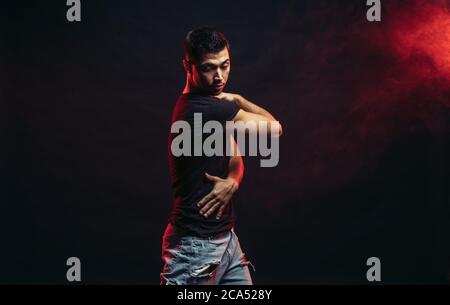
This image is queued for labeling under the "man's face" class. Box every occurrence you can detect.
[187,48,231,96]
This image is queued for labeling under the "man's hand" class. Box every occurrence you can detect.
[197,173,239,220]
[214,92,238,104]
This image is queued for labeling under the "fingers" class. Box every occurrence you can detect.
[199,198,220,217]
[198,173,234,219]
[198,173,223,208]
[205,172,221,182]
[216,205,226,220]
[201,201,222,218]
[199,191,220,214]
[201,193,232,219]
[197,191,214,208]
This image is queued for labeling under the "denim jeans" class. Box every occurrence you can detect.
[160,223,255,285]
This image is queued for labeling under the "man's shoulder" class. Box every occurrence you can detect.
[173,93,220,114]
[178,93,218,104]
[171,94,216,120]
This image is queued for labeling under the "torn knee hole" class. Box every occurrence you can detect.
[191,261,221,278]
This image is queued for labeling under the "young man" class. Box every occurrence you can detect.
[161,26,282,285]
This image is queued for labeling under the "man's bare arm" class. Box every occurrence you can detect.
[227,137,244,186]
[197,139,244,220]
[232,94,277,121]
[216,93,283,136]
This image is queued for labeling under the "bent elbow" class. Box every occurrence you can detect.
[271,121,283,137]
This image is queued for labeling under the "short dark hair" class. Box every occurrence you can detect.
[183,26,230,63]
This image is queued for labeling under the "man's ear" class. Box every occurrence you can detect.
[182,59,192,74]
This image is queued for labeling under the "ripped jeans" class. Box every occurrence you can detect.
[160,223,255,285]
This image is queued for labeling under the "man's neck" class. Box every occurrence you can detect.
[182,83,208,96]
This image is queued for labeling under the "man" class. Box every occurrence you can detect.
[161,26,282,285]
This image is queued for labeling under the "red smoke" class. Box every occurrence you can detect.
[278,0,450,198]
[350,0,450,135]
[390,2,450,81]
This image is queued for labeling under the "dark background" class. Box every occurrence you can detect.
[1,0,449,284]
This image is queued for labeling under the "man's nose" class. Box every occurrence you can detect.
[214,69,223,82]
